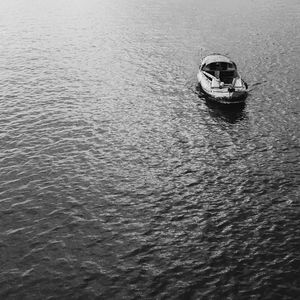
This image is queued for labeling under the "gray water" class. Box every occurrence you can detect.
[0,0,299,299]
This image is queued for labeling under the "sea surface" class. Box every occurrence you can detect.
[0,0,299,299]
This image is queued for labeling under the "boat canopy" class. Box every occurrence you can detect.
[202,54,232,65]
[200,55,238,84]
[201,54,237,71]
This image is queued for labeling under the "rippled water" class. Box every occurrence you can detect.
[0,0,299,299]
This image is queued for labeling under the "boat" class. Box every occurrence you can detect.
[197,54,248,104]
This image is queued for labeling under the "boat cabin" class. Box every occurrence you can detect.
[201,55,238,84]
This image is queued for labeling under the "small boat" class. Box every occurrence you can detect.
[197,54,248,104]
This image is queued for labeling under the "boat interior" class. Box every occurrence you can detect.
[202,62,237,84]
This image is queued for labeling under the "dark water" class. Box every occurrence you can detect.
[1,0,299,299]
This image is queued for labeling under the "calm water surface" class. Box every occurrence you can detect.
[0,0,299,299]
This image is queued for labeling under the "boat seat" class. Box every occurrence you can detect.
[219,71,235,84]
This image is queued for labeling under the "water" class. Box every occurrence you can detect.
[0,0,299,299]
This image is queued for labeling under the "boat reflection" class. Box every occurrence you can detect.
[205,98,247,124]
